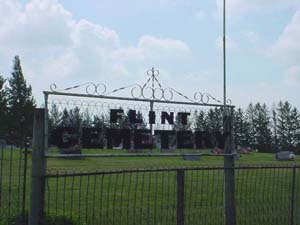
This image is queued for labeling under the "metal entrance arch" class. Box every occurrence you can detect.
[26,68,238,225]
[43,67,235,158]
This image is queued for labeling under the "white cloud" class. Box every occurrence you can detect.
[0,0,74,50]
[270,11,300,64]
[286,66,300,85]
[111,35,191,62]
[0,0,192,103]
[71,19,120,49]
[216,0,300,17]
[111,64,129,76]
[195,10,207,21]
[242,31,260,45]
[138,35,191,56]
[0,0,21,28]
[144,0,190,7]
[215,35,238,50]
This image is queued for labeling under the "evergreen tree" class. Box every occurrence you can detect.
[194,110,207,131]
[234,108,250,147]
[93,114,109,130]
[0,75,8,136]
[69,107,82,128]
[246,103,256,148]
[132,111,147,130]
[173,112,192,131]
[7,56,36,143]
[48,104,61,130]
[206,108,223,132]
[271,104,278,150]
[60,108,71,127]
[253,103,272,152]
[82,109,93,127]
[295,109,300,150]
[291,107,300,149]
[277,101,294,150]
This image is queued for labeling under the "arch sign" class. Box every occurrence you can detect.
[45,68,234,153]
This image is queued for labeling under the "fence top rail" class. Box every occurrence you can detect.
[45,164,300,178]
[45,153,237,158]
[44,91,235,108]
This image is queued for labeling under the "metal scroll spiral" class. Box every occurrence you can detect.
[50,83,107,95]
[130,85,174,101]
[194,92,232,105]
[85,83,107,95]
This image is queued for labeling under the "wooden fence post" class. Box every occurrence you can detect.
[177,169,185,225]
[224,108,236,225]
[29,108,47,225]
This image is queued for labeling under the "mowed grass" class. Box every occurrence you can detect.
[46,148,300,171]
[1,148,300,225]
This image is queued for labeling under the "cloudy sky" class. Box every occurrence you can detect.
[0,0,300,108]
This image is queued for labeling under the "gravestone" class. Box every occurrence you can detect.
[0,139,6,148]
[182,155,201,161]
[60,144,82,155]
[275,151,295,161]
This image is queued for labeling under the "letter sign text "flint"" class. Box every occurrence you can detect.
[110,109,190,125]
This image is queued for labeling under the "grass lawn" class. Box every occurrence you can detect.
[1,148,300,225]
[45,148,300,172]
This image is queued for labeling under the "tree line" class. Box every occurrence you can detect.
[48,102,300,153]
[1,56,300,152]
[0,56,36,144]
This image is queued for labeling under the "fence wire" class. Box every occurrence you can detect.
[0,146,30,225]
[44,165,300,225]
[1,144,299,225]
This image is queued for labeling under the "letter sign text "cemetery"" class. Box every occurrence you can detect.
[51,108,227,151]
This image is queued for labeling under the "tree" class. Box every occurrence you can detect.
[194,110,207,131]
[0,75,8,136]
[276,101,294,150]
[48,104,61,130]
[270,104,278,150]
[131,110,147,130]
[234,108,250,147]
[253,103,272,152]
[246,103,256,148]
[291,107,300,149]
[7,56,36,143]
[205,108,223,132]
[60,108,71,127]
[173,112,192,131]
[93,114,109,130]
[69,107,82,128]
[82,109,93,127]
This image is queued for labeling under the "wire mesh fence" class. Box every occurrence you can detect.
[0,145,30,225]
[1,140,300,225]
[43,165,300,225]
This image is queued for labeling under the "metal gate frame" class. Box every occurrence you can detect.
[43,68,235,158]
[29,68,237,225]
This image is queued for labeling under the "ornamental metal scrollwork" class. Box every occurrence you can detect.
[193,92,231,105]
[49,82,107,95]
[130,84,143,99]
[162,88,174,101]
[86,83,107,95]
[48,68,232,105]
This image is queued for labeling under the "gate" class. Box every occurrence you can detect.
[29,68,237,225]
